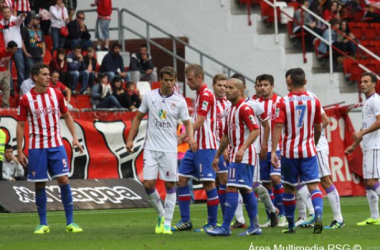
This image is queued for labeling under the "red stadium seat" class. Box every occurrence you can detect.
[365,25,378,41]
[287,2,298,10]
[151,81,161,90]
[44,35,53,51]
[343,58,355,79]
[370,23,380,40]
[349,22,365,40]
[76,95,92,109]
[43,50,52,65]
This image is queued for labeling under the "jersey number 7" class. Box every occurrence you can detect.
[295,105,306,128]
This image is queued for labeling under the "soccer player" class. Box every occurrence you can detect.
[212,73,229,217]
[126,66,196,235]
[257,74,287,227]
[172,64,219,232]
[271,68,324,234]
[206,78,260,236]
[346,72,380,226]
[16,63,83,234]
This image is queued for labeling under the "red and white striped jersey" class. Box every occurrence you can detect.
[13,0,30,12]
[245,97,268,152]
[275,91,322,159]
[259,94,282,152]
[193,84,217,150]
[224,99,259,165]
[17,87,68,149]
[215,97,229,145]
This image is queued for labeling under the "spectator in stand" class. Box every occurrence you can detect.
[125,81,141,108]
[293,0,324,37]
[2,145,26,181]
[1,7,26,92]
[1,0,16,16]
[90,73,122,109]
[33,0,54,35]
[67,45,89,94]
[364,0,380,22]
[91,0,112,51]
[110,76,136,110]
[49,48,70,87]
[13,0,32,27]
[129,44,158,84]
[19,76,34,95]
[323,1,342,22]
[337,19,357,55]
[100,42,130,82]
[318,18,344,61]
[65,11,92,50]
[83,47,98,89]
[50,70,72,104]
[50,0,68,52]
[22,14,46,79]
[63,0,77,21]
[0,41,17,108]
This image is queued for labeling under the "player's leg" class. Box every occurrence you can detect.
[260,154,275,225]
[232,192,246,229]
[270,151,286,226]
[295,184,315,227]
[217,154,228,217]
[34,182,49,234]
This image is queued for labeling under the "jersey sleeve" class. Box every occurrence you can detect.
[138,93,149,114]
[179,98,190,121]
[314,99,322,124]
[197,93,213,117]
[372,97,380,116]
[240,105,259,131]
[274,98,286,124]
[17,96,28,121]
[59,82,66,92]
[55,89,68,114]
[223,108,230,135]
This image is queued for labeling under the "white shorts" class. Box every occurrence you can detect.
[253,153,261,183]
[316,150,331,178]
[363,149,380,180]
[143,150,178,182]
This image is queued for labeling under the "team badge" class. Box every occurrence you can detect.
[171,103,176,110]
[32,171,36,177]
[202,101,208,111]
[248,115,255,124]
[275,108,280,118]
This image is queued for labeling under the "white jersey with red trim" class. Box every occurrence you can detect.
[225,99,259,165]
[193,84,217,150]
[17,87,68,149]
[245,97,268,152]
[216,97,230,146]
[0,15,24,49]
[362,93,380,150]
[259,94,282,152]
[275,91,322,159]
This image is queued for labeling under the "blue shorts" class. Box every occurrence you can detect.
[260,151,281,183]
[227,163,254,189]
[281,156,320,186]
[178,149,217,181]
[95,19,110,40]
[217,154,229,173]
[27,146,69,182]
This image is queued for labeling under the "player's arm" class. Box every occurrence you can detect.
[126,111,145,153]
[236,128,260,163]
[178,115,206,141]
[322,112,329,129]
[62,112,84,153]
[259,119,270,160]
[314,123,322,146]
[182,119,197,152]
[64,86,72,103]
[353,115,380,142]
[213,134,230,172]
[16,121,28,167]
[346,127,363,154]
[271,123,283,168]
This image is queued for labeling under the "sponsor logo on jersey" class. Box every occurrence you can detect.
[153,118,172,129]
[159,109,167,119]
[275,108,280,118]
[202,101,209,111]
[248,115,255,124]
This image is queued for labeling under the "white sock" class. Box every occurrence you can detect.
[326,186,343,222]
[296,192,307,220]
[235,192,245,224]
[148,189,165,217]
[164,192,176,226]
[297,185,315,215]
[367,189,379,220]
[254,184,276,213]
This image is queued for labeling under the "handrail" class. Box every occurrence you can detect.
[118,8,257,89]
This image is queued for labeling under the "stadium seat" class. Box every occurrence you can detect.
[365,25,378,41]
[151,81,161,90]
[343,58,355,79]
[44,35,53,51]
[357,22,369,40]
[43,50,52,65]
[370,40,380,55]
[348,22,364,40]
[287,2,298,10]
[136,81,151,96]
[76,95,92,109]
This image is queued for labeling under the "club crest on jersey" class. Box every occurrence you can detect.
[32,171,36,177]
[159,109,167,119]
[275,108,280,118]
[202,101,209,111]
[171,103,176,110]
[248,115,255,124]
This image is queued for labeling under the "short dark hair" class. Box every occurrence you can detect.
[290,68,306,87]
[57,48,66,56]
[285,68,293,78]
[361,72,377,83]
[258,74,274,86]
[112,42,122,50]
[31,63,49,78]
[74,45,82,51]
[231,73,246,86]
[76,11,85,18]
[126,82,134,89]
[5,144,12,151]
[140,44,148,49]
[7,41,18,49]
[51,70,60,76]
[160,66,177,79]
[98,73,108,82]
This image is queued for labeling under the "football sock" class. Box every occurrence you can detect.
[366,187,379,220]
[283,193,296,229]
[222,191,238,231]
[274,183,285,216]
[372,182,380,196]
[145,188,165,217]
[266,187,275,218]
[254,183,276,213]
[206,188,219,226]
[297,184,315,215]
[35,188,47,225]
[310,190,324,218]
[60,184,74,225]
[178,186,191,222]
[164,187,176,226]
[296,190,307,220]
[325,185,343,222]
[242,192,258,229]
[218,184,227,218]
[234,192,245,224]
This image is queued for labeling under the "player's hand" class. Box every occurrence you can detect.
[212,157,220,172]
[352,131,363,142]
[11,178,16,181]
[188,137,197,152]
[259,146,267,160]
[271,151,280,169]
[126,140,134,153]
[235,148,245,163]
[20,13,27,18]
[17,151,28,168]
[345,145,355,154]
[72,137,84,154]
[223,149,229,163]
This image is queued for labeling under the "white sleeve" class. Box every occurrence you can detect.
[179,98,190,122]
[372,98,380,116]
[138,94,149,114]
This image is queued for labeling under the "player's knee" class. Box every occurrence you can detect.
[271,175,281,185]
[165,182,176,190]
[202,181,215,191]
[284,184,296,193]
[143,180,155,190]
[217,173,227,185]
[177,176,188,187]
[56,176,69,186]
[320,176,332,189]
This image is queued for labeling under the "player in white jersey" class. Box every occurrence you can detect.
[127,67,196,235]
[346,72,380,226]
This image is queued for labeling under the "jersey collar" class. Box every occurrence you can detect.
[158,89,174,98]
[232,98,245,107]
[197,84,207,94]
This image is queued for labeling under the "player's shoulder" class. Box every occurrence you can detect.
[202,88,215,98]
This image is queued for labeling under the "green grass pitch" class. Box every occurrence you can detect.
[0,197,377,250]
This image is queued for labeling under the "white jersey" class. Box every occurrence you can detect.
[362,93,380,150]
[245,97,269,152]
[139,89,190,153]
